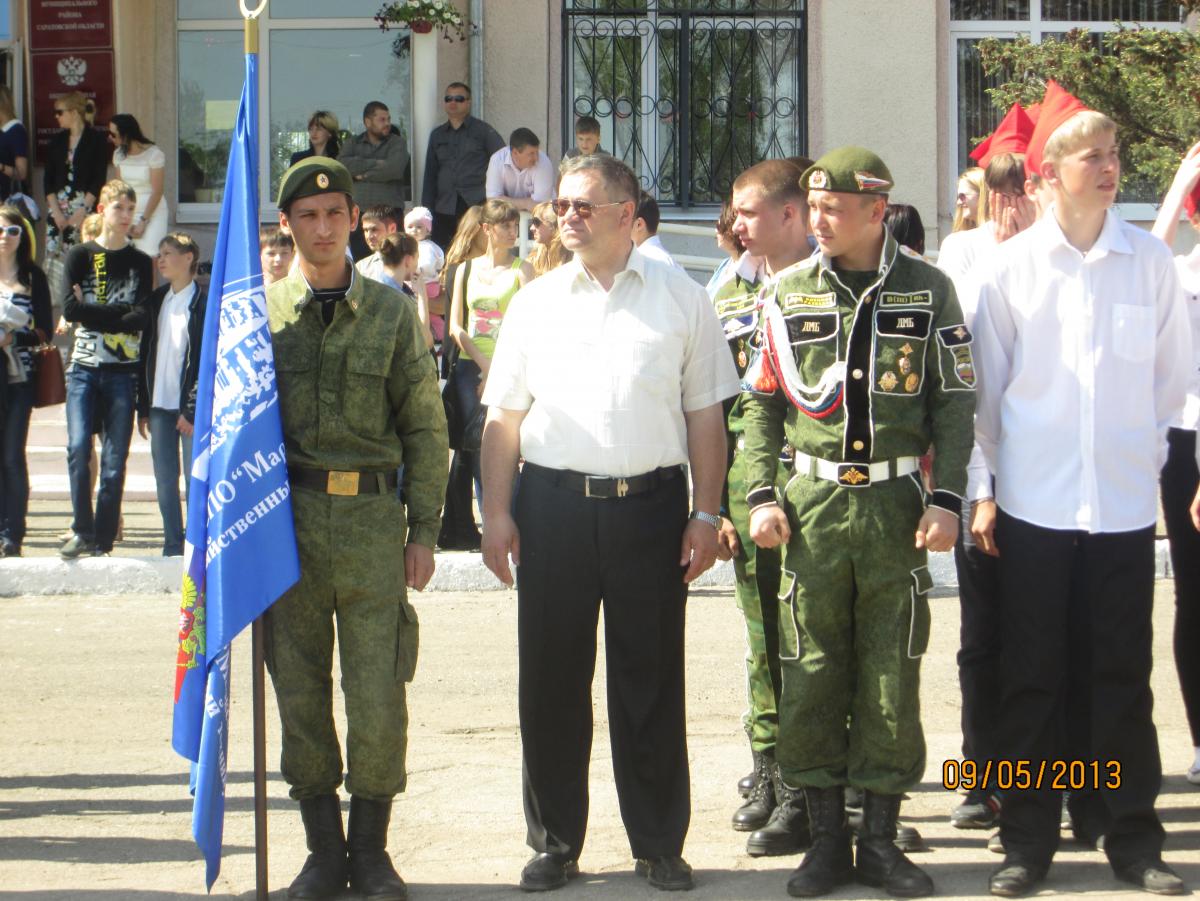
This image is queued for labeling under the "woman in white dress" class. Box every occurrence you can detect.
[108,114,167,254]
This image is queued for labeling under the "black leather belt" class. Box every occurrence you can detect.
[523,462,682,499]
[288,466,398,497]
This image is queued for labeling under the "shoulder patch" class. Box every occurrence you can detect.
[879,290,932,307]
[936,324,973,347]
[781,291,836,312]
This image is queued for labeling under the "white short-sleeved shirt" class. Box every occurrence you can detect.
[485,147,556,203]
[482,246,740,477]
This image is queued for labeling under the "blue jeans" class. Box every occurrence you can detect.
[149,407,193,556]
[454,357,484,504]
[0,381,34,549]
[66,367,136,552]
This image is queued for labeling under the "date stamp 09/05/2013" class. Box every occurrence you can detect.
[943,759,1122,792]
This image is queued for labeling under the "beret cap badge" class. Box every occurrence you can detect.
[316,173,330,189]
[808,169,828,190]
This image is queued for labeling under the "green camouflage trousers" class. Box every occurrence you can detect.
[776,468,933,795]
[264,487,420,802]
[728,442,783,755]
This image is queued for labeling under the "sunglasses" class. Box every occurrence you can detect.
[1,225,23,238]
[443,94,468,103]
[550,198,627,219]
[529,218,543,228]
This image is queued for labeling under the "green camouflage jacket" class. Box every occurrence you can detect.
[267,269,449,548]
[740,230,976,515]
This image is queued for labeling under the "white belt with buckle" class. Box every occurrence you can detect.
[794,452,919,485]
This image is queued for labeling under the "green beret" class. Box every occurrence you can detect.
[276,157,354,209]
[802,146,894,195]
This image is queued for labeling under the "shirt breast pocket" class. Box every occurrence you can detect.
[873,308,932,397]
[782,311,840,386]
[344,350,393,437]
[274,356,315,442]
[1111,303,1155,363]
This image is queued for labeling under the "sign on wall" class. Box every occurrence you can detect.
[29,0,112,52]
[29,0,114,159]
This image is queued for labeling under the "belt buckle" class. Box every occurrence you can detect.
[584,475,598,499]
[837,463,870,488]
[327,470,360,496]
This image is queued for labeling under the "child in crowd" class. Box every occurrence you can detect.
[563,115,605,160]
[137,232,204,557]
[60,178,153,558]
[259,225,294,285]
[379,232,434,351]
[404,206,444,298]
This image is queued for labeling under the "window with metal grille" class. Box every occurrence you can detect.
[562,0,807,209]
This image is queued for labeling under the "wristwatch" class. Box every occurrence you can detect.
[689,510,721,530]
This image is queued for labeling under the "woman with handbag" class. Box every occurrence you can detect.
[42,92,107,314]
[447,198,534,515]
[0,207,52,556]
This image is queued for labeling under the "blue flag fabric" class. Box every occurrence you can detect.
[170,50,300,890]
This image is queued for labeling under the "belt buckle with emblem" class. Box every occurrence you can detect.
[837,463,870,488]
[327,470,360,496]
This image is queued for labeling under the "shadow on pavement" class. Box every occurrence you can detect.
[0,835,253,864]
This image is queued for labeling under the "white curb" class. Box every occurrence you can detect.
[0,541,1174,598]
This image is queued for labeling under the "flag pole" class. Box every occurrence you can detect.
[238,4,270,897]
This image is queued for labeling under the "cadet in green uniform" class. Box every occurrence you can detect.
[263,157,449,901]
[712,159,812,851]
[740,147,974,899]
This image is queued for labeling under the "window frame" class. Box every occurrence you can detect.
[947,2,1187,222]
[176,11,404,224]
[561,1,808,211]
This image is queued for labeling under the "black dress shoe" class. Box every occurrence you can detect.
[635,856,694,891]
[520,853,579,892]
[1114,859,1186,896]
[989,860,1048,898]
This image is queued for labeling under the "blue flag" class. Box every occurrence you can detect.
[171,50,300,891]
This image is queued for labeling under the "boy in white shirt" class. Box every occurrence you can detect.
[973,85,1191,898]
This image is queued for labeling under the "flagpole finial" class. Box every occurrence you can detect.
[241,0,266,53]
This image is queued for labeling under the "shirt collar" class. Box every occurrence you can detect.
[292,262,364,314]
[1038,206,1133,260]
[569,243,647,289]
[734,251,765,283]
[166,280,196,304]
[816,227,899,289]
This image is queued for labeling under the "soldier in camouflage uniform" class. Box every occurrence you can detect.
[711,159,813,853]
[264,157,449,901]
[740,147,974,899]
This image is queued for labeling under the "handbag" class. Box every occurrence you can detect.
[32,341,66,408]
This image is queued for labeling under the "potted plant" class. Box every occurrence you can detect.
[375,1,471,42]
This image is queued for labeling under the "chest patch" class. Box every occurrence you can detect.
[781,291,836,312]
[784,311,839,344]
[875,308,932,338]
[879,290,932,307]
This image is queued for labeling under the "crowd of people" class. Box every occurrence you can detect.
[0,75,1197,901]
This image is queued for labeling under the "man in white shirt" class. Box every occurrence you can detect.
[632,191,685,271]
[973,88,1191,898]
[480,153,737,894]
[484,128,556,213]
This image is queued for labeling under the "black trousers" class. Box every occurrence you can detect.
[515,465,691,861]
[431,196,471,252]
[954,499,1002,770]
[995,509,1164,870]
[1161,427,1200,747]
[438,449,479,545]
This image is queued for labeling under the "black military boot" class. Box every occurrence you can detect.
[288,794,348,900]
[855,791,934,898]
[347,796,408,900]
[747,769,811,856]
[732,749,776,831]
[786,786,853,896]
[737,735,757,796]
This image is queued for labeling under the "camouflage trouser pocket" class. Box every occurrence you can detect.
[777,568,800,661]
[394,598,420,683]
[907,565,933,659]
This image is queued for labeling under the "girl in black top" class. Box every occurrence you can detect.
[0,206,52,556]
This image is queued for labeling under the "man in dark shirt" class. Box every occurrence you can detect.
[421,82,504,249]
[60,178,153,558]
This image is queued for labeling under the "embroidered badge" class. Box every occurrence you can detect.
[936,324,974,346]
[904,373,920,393]
[854,171,893,192]
[897,355,912,375]
[781,292,836,311]
[879,291,933,307]
[315,173,330,189]
[808,169,829,190]
[839,466,869,486]
[952,345,976,387]
[878,371,898,392]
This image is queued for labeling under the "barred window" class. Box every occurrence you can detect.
[563,0,807,208]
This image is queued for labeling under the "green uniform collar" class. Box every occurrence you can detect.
[815,228,901,299]
[283,261,366,315]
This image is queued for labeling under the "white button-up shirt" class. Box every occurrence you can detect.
[974,208,1191,533]
[485,147,556,203]
[637,234,685,271]
[482,246,739,476]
